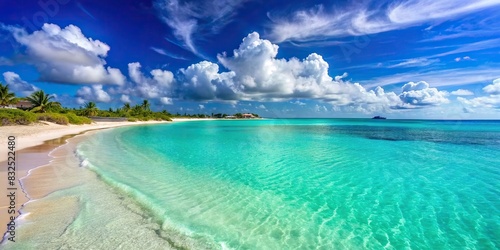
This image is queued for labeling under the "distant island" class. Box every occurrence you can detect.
[372,116,387,119]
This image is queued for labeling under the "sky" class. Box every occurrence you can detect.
[1,0,500,119]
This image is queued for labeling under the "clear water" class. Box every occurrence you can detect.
[24,119,500,248]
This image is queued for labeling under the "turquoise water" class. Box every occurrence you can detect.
[76,119,500,249]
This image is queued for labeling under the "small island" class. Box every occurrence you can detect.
[372,116,387,119]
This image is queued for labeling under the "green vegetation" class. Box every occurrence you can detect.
[64,112,92,125]
[82,102,99,117]
[0,108,93,126]
[0,109,37,125]
[1,82,259,126]
[26,90,61,113]
[36,113,69,125]
[0,82,18,107]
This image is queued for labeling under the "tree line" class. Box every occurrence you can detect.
[1,82,259,125]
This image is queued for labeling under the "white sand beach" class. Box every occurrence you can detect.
[0,120,171,241]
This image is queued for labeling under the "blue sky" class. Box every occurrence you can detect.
[1,0,500,118]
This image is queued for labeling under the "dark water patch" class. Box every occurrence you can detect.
[291,125,500,147]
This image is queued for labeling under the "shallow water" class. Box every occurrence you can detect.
[7,119,500,249]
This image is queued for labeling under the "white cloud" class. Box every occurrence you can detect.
[5,23,126,85]
[217,32,402,112]
[387,58,440,68]
[150,47,188,60]
[179,60,236,101]
[450,89,474,96]
[456,79,500,109]
[154,0,248,56]
[120,94,131,103]
[160,97,173,105]
[362,67,500,89]
[267,1,500,43]
[435,38,500,57]
[126,62,174,99]
[314,104,328,112]
[198,104,205,109]
[397,81,449,108]
[257,104,266,109]
[291,100,306,106]
[2,71,38,96]
[483,78,500,94]
[458,96,500,109]
[172,32,451,113]
[217,32,334,100]
[76,85,111,104]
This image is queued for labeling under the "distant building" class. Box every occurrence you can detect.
[242,113,255,118]
[225,115,236,119]
[16,100,33,109]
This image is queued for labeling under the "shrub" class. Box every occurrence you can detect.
[127,117,138,122]
[36,113,69,125]
[64,113,92,125]
[0,109,37,125]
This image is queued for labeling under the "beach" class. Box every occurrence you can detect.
[0,118,222,247]
[0,120,171,245]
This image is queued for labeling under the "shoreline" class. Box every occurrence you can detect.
[0,120,174,162]
[0,120,171,245]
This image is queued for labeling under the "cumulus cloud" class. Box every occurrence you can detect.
[120,94,131,103]
[267,1,500,43]
[160,97,173,105]
[126,62,174,99]
[217,32,336,100]
[4,23,125,85]
[171,32,449,113]
[179,60,236,101]
[451,89,474,96]
[216,32,404,112]
[76,85,112,104]
[2,71,38,96]
[397,81,449,108]
[483,78,500,94]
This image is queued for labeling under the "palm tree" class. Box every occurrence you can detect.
[123,103,131,112]
[82,102,99,117]
[0,82,18,107]
[26,90,60,112]
[141,99,150,112]
[131,105,143,116]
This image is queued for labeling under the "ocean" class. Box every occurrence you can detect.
[10,119,500,249]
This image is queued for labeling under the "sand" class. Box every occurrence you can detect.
[0,117,220,246]
[0,120,171,243]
